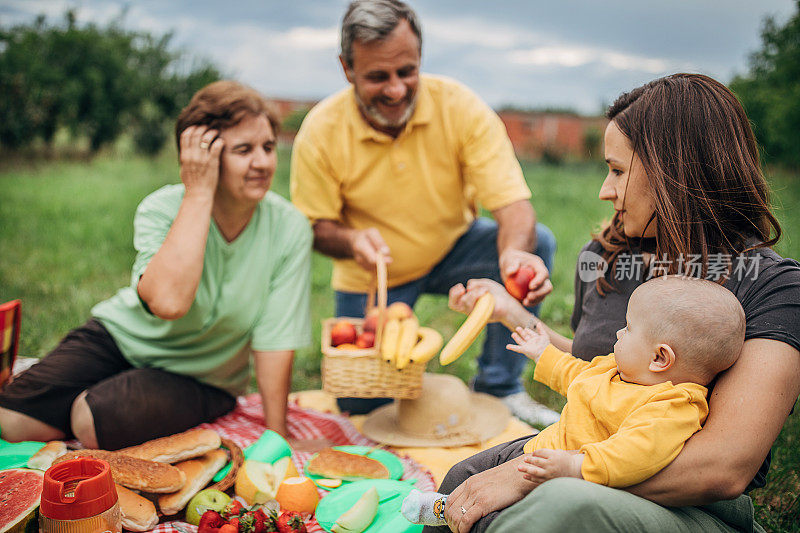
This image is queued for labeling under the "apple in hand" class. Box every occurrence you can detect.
[185,488,232,526]
[331,320,358,346]
[356,331,375,349]
[505,266,536,302]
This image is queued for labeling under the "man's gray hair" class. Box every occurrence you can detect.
[340,0,422,68]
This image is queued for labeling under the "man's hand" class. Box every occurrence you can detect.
[499,249,552,306]
[506,324,551,363]
[349,228,392,271]
[445,456,535,533]
[517,449,584,486]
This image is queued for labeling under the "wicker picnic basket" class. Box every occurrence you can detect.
[321,253,424,399]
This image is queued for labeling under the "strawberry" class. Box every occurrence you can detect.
[222,500,245,521]
[261,509,279,533]
[198,510,226,533]
[276,512,307,533]
[237,512,257,533]
[229,517,240,532]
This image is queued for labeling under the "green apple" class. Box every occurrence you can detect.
[185,488,231,526]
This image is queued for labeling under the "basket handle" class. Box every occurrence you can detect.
[366,251,388,349]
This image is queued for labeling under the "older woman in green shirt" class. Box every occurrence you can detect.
[0,81,319,450]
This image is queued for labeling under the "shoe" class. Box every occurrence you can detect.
[501,391,561,427]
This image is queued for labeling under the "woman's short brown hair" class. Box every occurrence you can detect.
[174,80,280,153]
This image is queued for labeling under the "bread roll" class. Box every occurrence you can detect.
[119,429,221,463]
[306,448,390,480]
[115,484,159,532]
[158,449,228,516]
[54,450,186,493]
[27,440,67,470]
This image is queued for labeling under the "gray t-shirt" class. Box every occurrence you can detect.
[569,239,800,489]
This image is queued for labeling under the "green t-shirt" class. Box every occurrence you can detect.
[92,184,313,396]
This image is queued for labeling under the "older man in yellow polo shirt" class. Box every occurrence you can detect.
[290,0,559,425]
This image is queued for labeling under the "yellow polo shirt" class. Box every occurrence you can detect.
[290,74,530,292]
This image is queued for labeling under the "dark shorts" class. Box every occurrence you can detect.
[0,319,236,449]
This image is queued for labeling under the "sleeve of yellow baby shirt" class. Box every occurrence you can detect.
[289,125,343,223]
[533,345,594,396]
[579,387,709,487]
[455,87,531,212]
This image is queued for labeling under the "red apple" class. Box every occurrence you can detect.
[356,331,376,349]
[363,308,380,333]
[331,320,357,346]
[505,266,536,302]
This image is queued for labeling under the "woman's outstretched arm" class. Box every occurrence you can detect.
[627,338,800,505]
[448,279,573,353]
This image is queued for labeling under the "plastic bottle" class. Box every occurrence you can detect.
[39,457,122,533]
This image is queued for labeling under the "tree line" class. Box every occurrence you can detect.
[0,10,221,155]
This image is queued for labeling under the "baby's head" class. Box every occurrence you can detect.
[614,276,745,386]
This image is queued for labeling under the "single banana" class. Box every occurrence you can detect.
[439,292,495,365]
[409,327,444,364]
[395,315,419,370]
[381,318,401,365]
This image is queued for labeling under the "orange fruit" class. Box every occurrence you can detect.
[336,343,359,350]
[275,476,320,514]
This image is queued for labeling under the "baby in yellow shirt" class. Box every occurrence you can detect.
[402,276,744,525]
[512,275,744,487]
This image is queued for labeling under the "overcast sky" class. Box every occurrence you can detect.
[1,0,796,114]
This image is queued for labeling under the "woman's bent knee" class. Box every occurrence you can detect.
[70,392,99,449]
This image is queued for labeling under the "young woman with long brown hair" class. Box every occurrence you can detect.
[429,73,800,532]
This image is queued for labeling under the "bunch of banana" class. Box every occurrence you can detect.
[381,314,444,370]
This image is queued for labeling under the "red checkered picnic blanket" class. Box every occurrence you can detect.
[150,394,436,533]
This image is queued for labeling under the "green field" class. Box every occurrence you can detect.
[1,148,798,530]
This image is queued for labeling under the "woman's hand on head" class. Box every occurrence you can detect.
[448,278,523,324]
[445,456,535,533]
[179,125,224,198]
[498,249,553,306]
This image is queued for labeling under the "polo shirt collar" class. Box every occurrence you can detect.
[351,76,433,143]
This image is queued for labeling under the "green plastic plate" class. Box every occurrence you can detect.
[304,445,404,485]
[315,479,422,533]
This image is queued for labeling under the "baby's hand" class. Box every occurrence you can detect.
[506,322,550,362]
[517,449,584,486]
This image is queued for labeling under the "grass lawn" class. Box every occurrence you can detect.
[1,148,798,530]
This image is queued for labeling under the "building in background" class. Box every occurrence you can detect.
[272,98,607,162]
[498,110,608,162]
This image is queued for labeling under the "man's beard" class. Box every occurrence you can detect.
[355,91,417,130]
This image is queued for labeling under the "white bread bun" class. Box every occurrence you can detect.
[27,440,67,470]
[119,429,222,464]
[116,484,159,532]
[158,449,228,516]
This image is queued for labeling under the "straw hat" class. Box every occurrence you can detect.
[361,373,509,447]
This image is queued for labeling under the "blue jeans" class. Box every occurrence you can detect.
[335,219,556,414]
